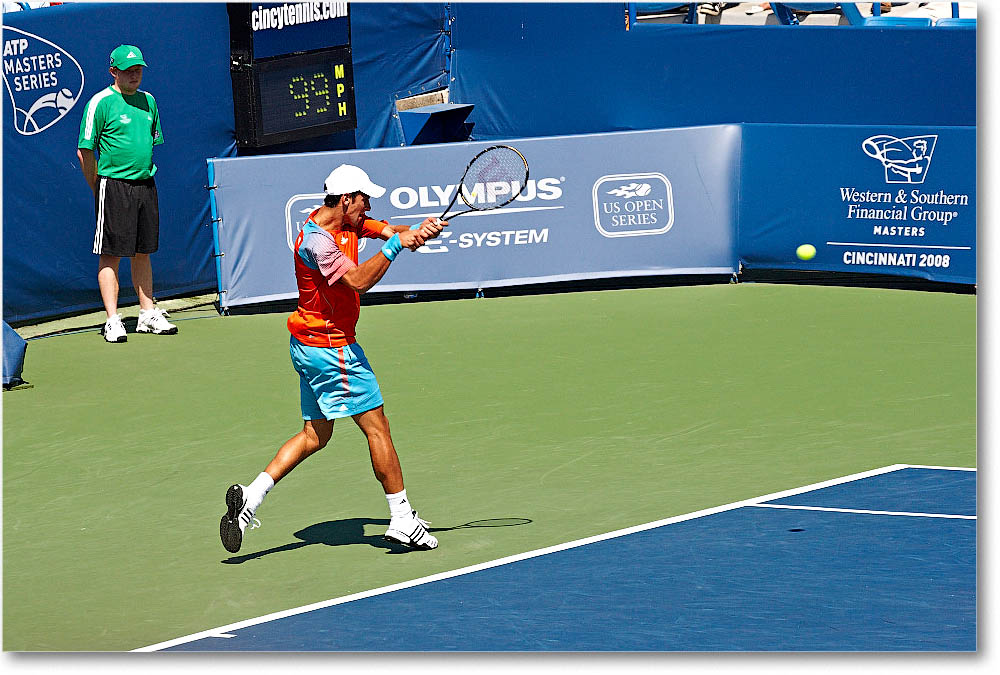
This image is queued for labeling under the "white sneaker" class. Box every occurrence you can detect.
[136,307,178,335]
[384,510,438,550]
[220,484,260,553]
[102,313,127,343]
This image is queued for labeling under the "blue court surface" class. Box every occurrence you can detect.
[147,464,976,652]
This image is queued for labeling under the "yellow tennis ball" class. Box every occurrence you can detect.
[796,244,816,261]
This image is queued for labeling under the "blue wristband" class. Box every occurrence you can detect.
[381,233,403,261]
[409,223,422,230]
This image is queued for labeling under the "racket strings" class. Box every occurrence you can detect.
[460,147,529,210]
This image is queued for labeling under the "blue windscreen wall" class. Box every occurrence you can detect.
[205,121,974,312]
[250,3,450,154]
[739,124,975,284]
[2,3,976,323]
[2,3,237,324]
[351,3,449,149]
[449,3,975,138]
[208,126,741,310]
[2,3,449,323]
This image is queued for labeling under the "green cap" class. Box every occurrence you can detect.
[110,45,147,70]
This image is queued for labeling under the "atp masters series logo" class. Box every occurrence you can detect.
[592,172,674,238]
[3,27,84,136]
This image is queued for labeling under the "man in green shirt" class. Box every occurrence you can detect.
[77,44,176,343]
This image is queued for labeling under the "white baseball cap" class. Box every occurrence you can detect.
[323,164,386,199]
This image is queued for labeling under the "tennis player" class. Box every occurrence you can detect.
[220,164,446,553]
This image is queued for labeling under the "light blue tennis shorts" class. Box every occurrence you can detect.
[289,336,384,420]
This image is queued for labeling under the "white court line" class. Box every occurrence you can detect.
[902,464,976,471]
[749,503,976,520]
[135,462,964,652]
[826,241,972,250]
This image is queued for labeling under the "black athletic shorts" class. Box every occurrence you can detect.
[92,175,159,257]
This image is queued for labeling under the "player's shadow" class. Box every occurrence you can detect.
[221,517,532,564]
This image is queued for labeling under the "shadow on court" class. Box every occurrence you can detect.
[221,517,533,564]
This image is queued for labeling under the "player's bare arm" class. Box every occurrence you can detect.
[378,223,405,239]
[77,148,98,194]
[380,218,448,241]
[338,229,426,293]
[380,224,407,238]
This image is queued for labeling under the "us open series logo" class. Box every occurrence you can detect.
[3,27,85,136]
[592,173,674,238]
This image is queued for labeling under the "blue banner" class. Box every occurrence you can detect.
[451,4,975,141]
[208,126,741,309]
[1,2,449,323]
[738,125,975,285]
[2,2,237,324]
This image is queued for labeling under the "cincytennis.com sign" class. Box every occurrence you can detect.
[251,2,348,31]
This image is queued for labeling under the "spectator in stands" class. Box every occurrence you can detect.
[747,2,893,16]
[77,45,176,343]
[894,2,976,19]
[3,1,52,11]
[698,3,730,16]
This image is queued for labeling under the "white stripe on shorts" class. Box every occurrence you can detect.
[93,177,107,254]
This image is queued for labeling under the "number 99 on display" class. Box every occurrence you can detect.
[287,68,349,119]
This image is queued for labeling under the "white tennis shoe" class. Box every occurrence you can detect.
[101,313,127,343]
[384,510,438,550]
[220,484,261,553]
[137,307,178,335]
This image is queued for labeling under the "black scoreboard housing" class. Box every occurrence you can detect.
[227,3,357,148]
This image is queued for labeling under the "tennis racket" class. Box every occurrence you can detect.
[436,145,529,221]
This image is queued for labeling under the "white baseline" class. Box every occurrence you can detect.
[749,503,975,519]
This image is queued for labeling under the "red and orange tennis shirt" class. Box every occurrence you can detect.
[287,211,387,347]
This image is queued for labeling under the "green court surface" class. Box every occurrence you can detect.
[2,283,976,651]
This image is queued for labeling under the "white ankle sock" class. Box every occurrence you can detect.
[246,472,274,512]
[386,490,411,519]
